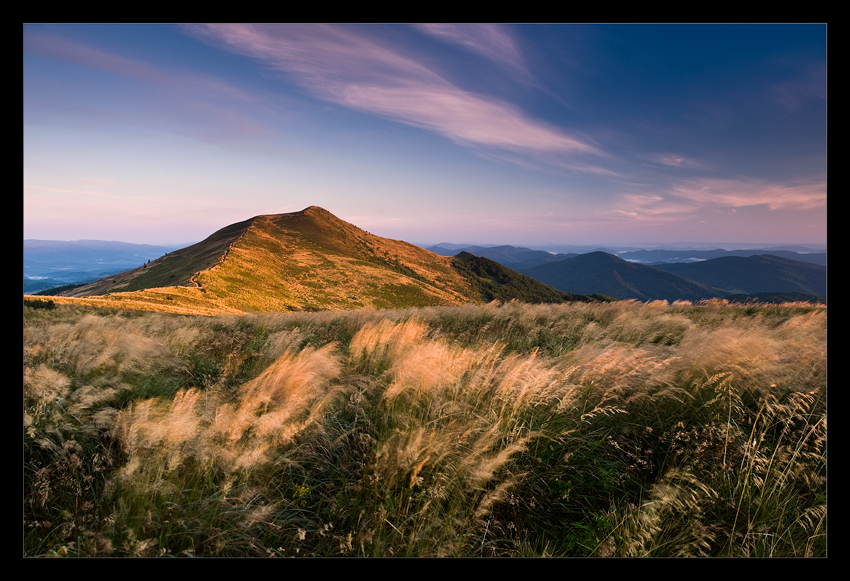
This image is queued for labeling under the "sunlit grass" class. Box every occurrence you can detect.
[24,299,825,556]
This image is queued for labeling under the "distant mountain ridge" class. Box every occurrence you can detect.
[517,252,726,302]
[514,251,825,302]
[616,248,826,267]
[423,243,825,302]
[427,244,577,269]
[426,243,825,269]
[652,255,826,297]
[24,239,189,294]
[451,252,610,304]
[25,239,187,273]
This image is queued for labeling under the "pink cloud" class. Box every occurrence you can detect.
[669,178,826,211]
[415,24,525,71]
[339,84,598,154]
[610,178,826,226]
[186,24,603,159]
[614,193,696,220]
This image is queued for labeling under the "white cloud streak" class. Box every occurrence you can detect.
[415,24,525,71]
[669,178,826,211]
[185,24,603,159]
[615,178,826,221]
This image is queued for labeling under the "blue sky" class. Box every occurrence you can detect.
[24,24,826,247]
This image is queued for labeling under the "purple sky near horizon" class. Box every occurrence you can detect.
[24,24,826,248]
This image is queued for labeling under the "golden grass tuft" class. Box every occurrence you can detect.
[113,343,343,484]
[24,365,71,410]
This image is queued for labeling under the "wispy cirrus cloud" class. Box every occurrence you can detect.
[768,63,826,112]
[614,193,697,220]
[415,24,525,71]
[24,31,270,142]
[669,178,826,211]
[650,153,707,169]
[337,83,594,154]
[185,24,604,162]
[614,177,826,222]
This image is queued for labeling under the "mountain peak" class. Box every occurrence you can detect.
[273,205,353,231]
[301,205,332,216]
[253,206,338,221]
[48,206,603,314]
[51,207,484,312]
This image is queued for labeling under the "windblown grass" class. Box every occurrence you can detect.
[24,299,825,556]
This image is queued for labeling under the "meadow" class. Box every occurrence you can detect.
[24,298,826,556]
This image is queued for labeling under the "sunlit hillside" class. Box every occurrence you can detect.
[45,207,599,315]
[24,299,825,557]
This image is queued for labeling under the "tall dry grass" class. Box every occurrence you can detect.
[24,300,825,556]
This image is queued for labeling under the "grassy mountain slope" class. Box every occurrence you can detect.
[59,217,255,297]
[186,208,481,312]
[46,207,594,315]
[519,251,725,301]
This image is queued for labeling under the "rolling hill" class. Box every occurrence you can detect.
[451,251,610,304]
[516,251,826,302]
[427,244,577,269]
[651,255,826,298]
[518,251,726,301]
[618,247,826,267]
[46,207,600,315]
[425,244,825,268]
